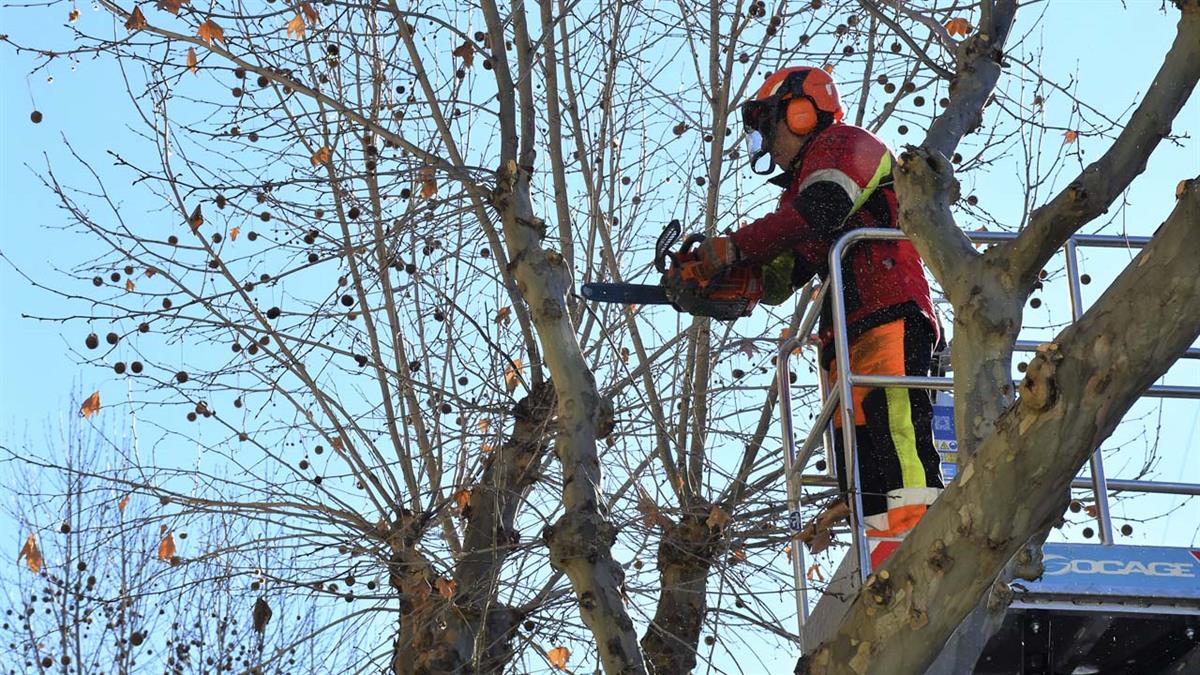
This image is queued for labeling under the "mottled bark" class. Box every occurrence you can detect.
[799,175,1200,675]
[640,505,722,674]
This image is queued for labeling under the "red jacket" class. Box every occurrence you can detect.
[730,123,938,355]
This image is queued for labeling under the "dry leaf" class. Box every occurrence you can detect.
[125,6,147,31]
[620,347,630,364]
[144,266,157,277]
[731,549,747,563]
[784,543,793,562]
[301,2,319,25]
[80,391,101,418]
[286,14,305,40]
[18,534,43,574]
[186,47,198,74]
[452,489,471,513]
[229,227,240,241]
[157,531,176,561]
[330,437,344,452]
[125,279,135,292]
[706,505,731,531]
[252,597,272,633]
[435,576,457,600]
[198,19,225,46]
[735,339,757,358]
[547,646,570,671]
[154,0,187,15]
[117,494,130,511]
[310,146,332,167]
[419,168,437,199]
[452,41,475,68]
[495,306,512,325]
[481,443,494,453]
[187,204,204,230]
[1063,129,1079,144]
[945,17,973,37]
[808,528,832,555]
[477,419,490,433]
[806,562,825,582]
[69,8,80,22]
[821,63,834,75]
[636,487,671,529]
[504,358,522,394]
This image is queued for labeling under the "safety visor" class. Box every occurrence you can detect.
[741,98,778,134]
[741,98,780,175]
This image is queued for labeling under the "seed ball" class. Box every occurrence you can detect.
[405,263,416,274]
[232,87,244,97]
[248,231,258,241]
[257,75,269,87]
[130,632,144,646]
[114,362,127,374]
[1120,524,1133,536]
[705,636,716,646]
[1069,500,1082,513]
[458,376,468,385]
[110,272,121,282]
[187,412,197,422]
[212,233,222,243]
[260,273,270,282]
[400,188,411,199]
[234,397,242,408]
[440,403,452,414]
[341,295,354,307]
[106,332,119,345]
[433,309,445,322]
[299,460,309,470]
[313,476,322,484]
[345,576,355,586]
[30,110,43,124]
[884,83,896,94]
[92,276,103,286]
[1018,361,1028,373]
[967,195,979,205]
[238,432,248,441]
[60,522,70,534]
[259,335,270,345]
[354,354,368,367]
[85,333,100,349]
[1082,527,1094,539]
[480,247,490,258]
[914,96,926,106]
[41,657,53,667]
[232,342,242,353]
[732,368,745,378]
[176,371,189,383]
[168,235,179,245]
[1030,298,1042,308]
[952,153,963,163]
[266,307,281,319]
[259,211,270,222]
[308,253,319,264]
[162,298,172,309]
[348,206,361,219]
[367,580,377,590]
[314,445,324,454]
[1080,274,1091,285]
[234,67,246,79]
[131,361,144,373]
[890,41,901,53]
[815,459,827,471]
[940,97,950,108]
[898,125,908,135]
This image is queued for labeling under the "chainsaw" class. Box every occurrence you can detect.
[580,220,763,321]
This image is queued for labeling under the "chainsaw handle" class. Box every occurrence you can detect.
[678,233,706,257]
[654,220,683,273]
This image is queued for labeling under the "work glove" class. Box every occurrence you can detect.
[694,236,741,281]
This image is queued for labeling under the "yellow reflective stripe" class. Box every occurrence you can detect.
[838,152,893,229]
[885,387,925,489]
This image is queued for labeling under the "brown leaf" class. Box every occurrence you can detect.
[154,0,188,15]
[117,494,130,511]
[730,548,747,563]
[705,504,731,531]
[477,419,490,433]
[69,8,80,22]
[252,596,272,632]
[286,14,305,40]
[452,41,475,68]
[198,19,225,46]
[1063,129,1079,144]
[125,279,135,292]
[495,306,512,325]
[945,17,973,37]
[435,576,457,600]
[144,266,158,277]
[504,358,523,394]
[157,531,176,561]
[330,437,344,452]
[125,6,148,30]
[481,443,494,453]
[418,167,437,199]
[18,534,43,574]
[310,146,332,167]
[452,489,471,513]
[808,528,832,555]
[301,2,319,25]
[547,646,570,670]
[806,562,825,582]
[636,487,670,529]
[80,391,101,419]
[229,227,240,240]
[187,204,203,230]
[186,47,198,74]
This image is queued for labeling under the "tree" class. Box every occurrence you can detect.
[1,404,346,673]
[3,0,1197,673]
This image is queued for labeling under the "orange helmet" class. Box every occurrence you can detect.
[741,67,845,173]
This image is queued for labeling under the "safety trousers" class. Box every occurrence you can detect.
[828,315,944,568]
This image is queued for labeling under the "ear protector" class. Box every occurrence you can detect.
[780,69,842,135]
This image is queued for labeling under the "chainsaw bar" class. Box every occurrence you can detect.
[580,283,671,306]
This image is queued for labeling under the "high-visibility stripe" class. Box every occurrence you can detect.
[885,387,926,489]
[796,168,862,203]
[844,152,893,227]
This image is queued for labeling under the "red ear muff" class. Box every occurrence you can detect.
[785,97,819,135]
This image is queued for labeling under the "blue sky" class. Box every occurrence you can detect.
[2,1,1199,672]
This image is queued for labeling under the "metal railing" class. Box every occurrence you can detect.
[776,228,1200,639]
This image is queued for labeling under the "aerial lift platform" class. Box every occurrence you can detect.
[776,229,1200,674]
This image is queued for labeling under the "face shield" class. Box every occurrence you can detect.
[741,98,780,175]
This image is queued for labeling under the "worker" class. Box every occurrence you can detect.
[674,66,944,567]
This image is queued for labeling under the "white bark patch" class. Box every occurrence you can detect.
[849,640,873,674]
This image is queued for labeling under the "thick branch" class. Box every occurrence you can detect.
[801,176,1200,675]
[1004,1,1200,288]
